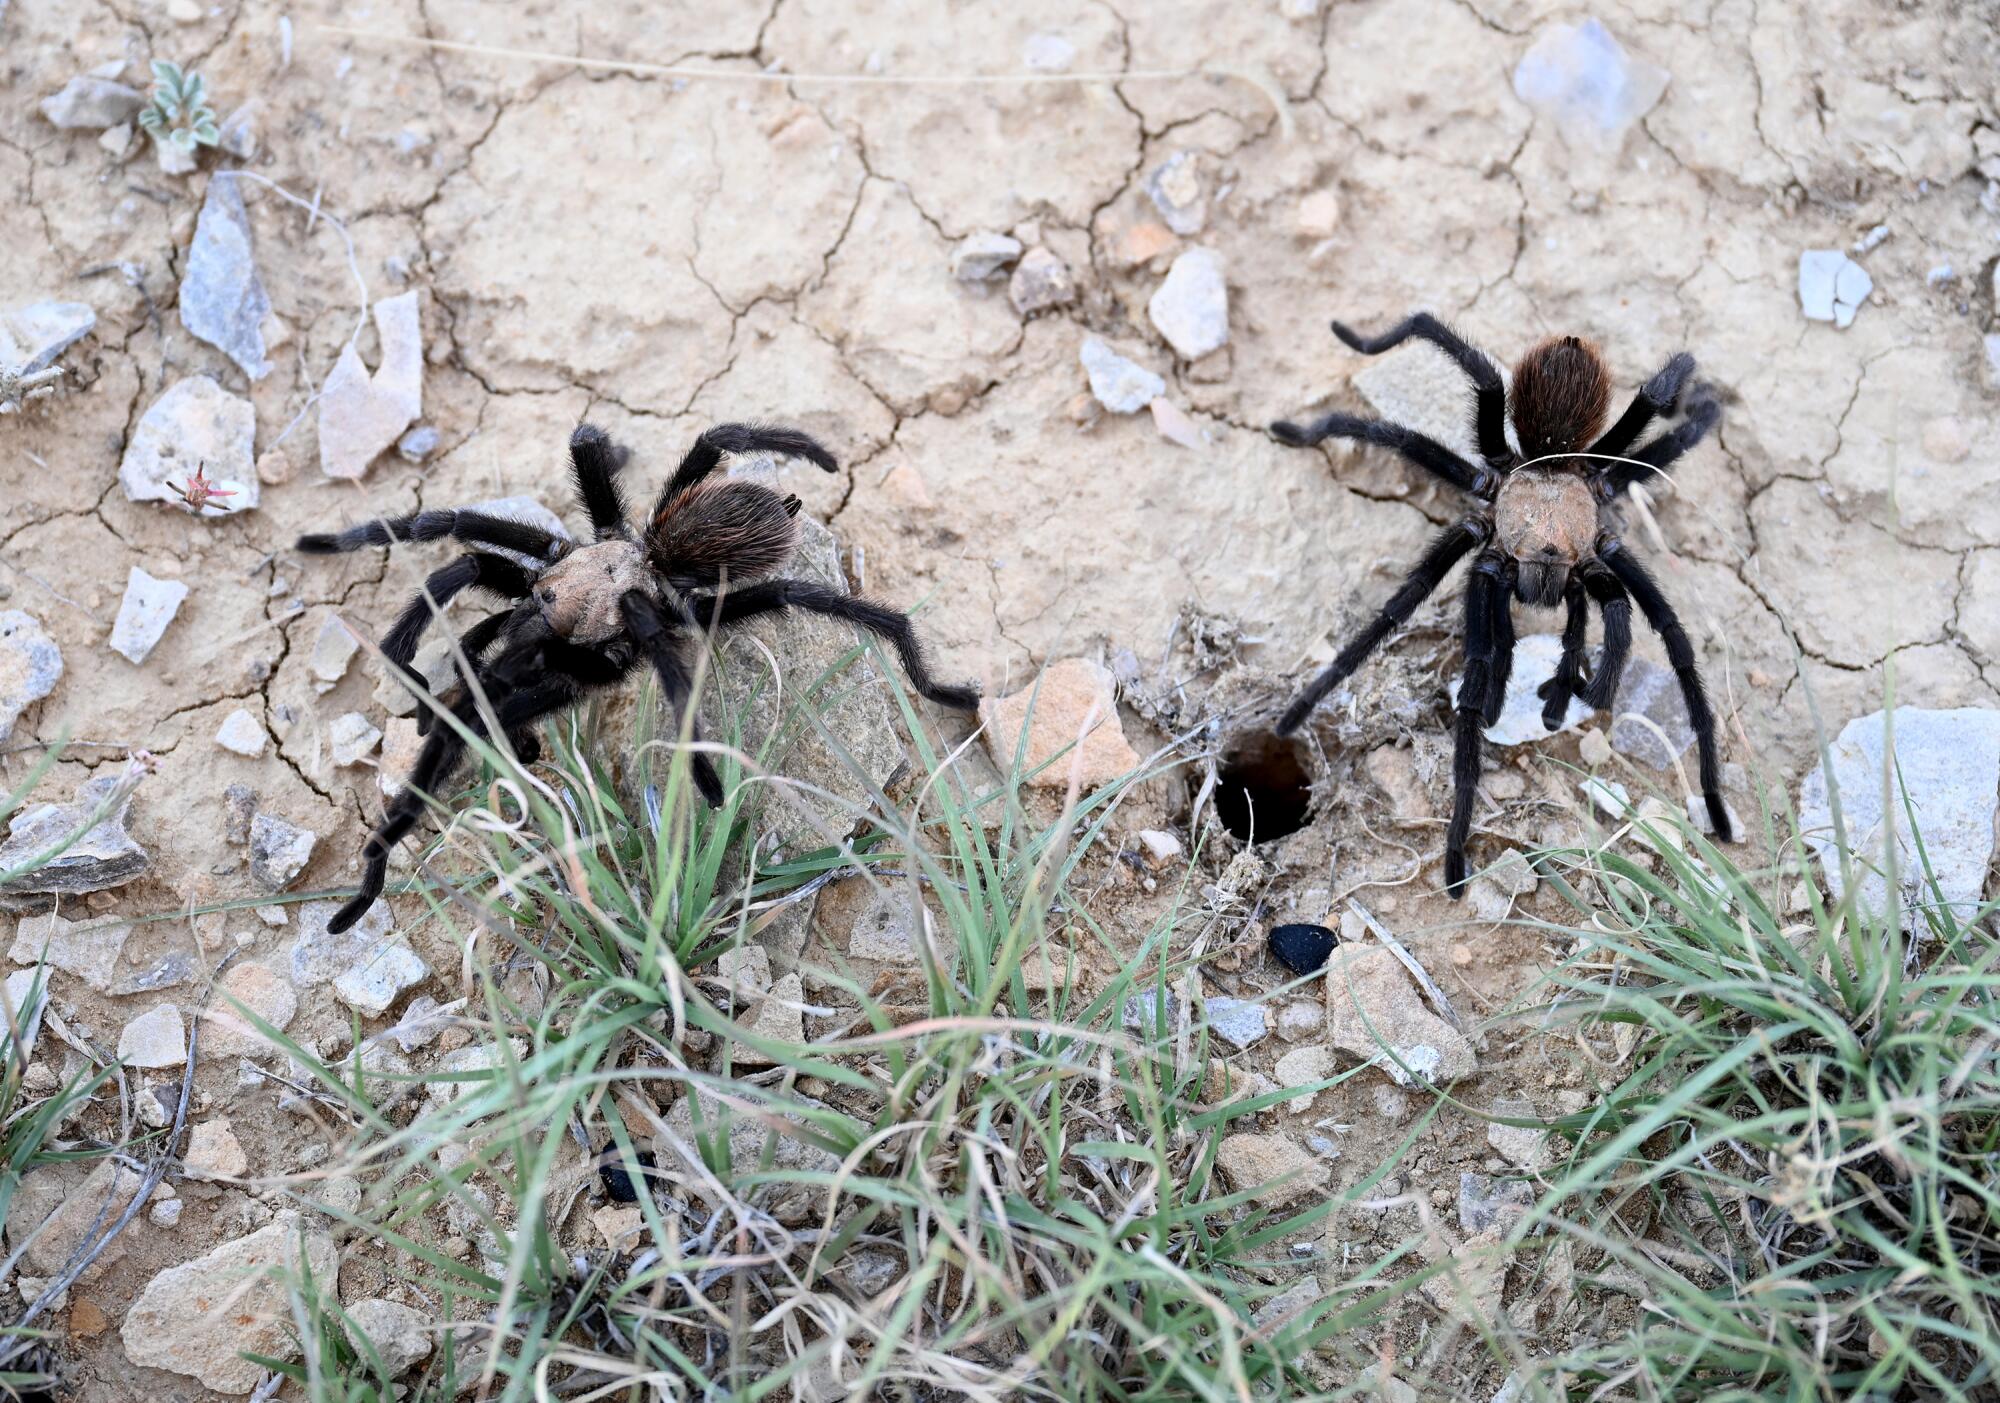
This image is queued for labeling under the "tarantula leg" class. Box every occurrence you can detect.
[381,554,534,672]
[655,423,837,517]
[1447,557,1507,894]
[1598,541,1734,842]
[1482,559,1518,727]
[1590,352,1696,459]
[1577,560,1632,711]
[689,579,979,711]
[1596,385,1721,499]
[415,607,521,737]
[620,591,725,807]
[1330,313,1509,467]
[1275,519,1487,735]
[1538,574,1590,731]
[297,509,565,563]
[569,424,632,541]
[330,663,580,934]
[1268,413,1497,497]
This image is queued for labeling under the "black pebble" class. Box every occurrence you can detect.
[1268,922,1338,976]
[597,1146,657,1204]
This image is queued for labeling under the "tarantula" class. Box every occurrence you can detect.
[298,422,978,934]
[1269,313,1735,893]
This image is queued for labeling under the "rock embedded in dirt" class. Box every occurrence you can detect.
[1276,999,1324,1043]
[9,910,133,992]
[1273,1044,1335,1111]
[1215,1133,1330,1207]
[1079,336,1167,415]
[1458,1172,1535,1234]
[107,566,190,665]
[1268,922,1337,976]
[1511,17,1668,156]
[1295,189,1342,240]
[1323,945,1477,1087]
[120,1212,338,1392]
[344,1297,434,1377]
[0,774,149,900]
[1144,151,1208,235]
[1203,996,1268,1051]
[1486,1100,1549,1169]
[290,900,426,1015]
[148,1197,182,1228]
[179,176,272,380]
[1798,249,1874,328]
[14,1160,143,1274]
[117,1004,185,1068]
[1009,247,1078,316]
[329,711,383,767]
[818,880,923,964]
[38,75,145,128]
[1796,706,2000,926]
[0,611,63,744]
[215,708,268,757]
[1455,633,1589,744]
[1122,989,1177,1033]
[120,376,258,510]
[319,289,424,479]
[1606,657,1694,768]
[183,1118,248,1179]
[248,813,316,892]
[950,230,1023,283]
[309,613,360,691]
[980,658,1140,793]
[200,962,296,1061]
[396,424,440,462]
[1,300,97,392]
[1147,247,1229,359]
[735,971,806,1066]
[1136,829,1183,867]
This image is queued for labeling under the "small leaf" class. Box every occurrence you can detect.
[150,59,178,83]
[193,121,219,146]
[172,128,196,152]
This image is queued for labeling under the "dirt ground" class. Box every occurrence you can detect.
[4,0,2000,1396]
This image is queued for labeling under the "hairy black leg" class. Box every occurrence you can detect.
[690,579,979,711]
[620,591,725,807]
[1597,385,1721,498]
[330,665,583,933]
[1577,561,1632,710]
[569,424,632,541]
[416,607,521,737]
[1538,575,1590,730]
[1482,561,1517,727]
[653,423,837,518]
[298,509,565,562]
[1447,557,1506,894]
[1599,542,1734,842]
[1330,313,1509,467]
[1275,520,1488,735]
[1589,352,1696,459]
[381,554,535,672]
[1268,413,1496,497]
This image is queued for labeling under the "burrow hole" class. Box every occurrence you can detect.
[1214,730,1315,844]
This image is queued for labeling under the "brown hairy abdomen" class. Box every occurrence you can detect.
[647,479,800,588]
[1510,335,1611,461]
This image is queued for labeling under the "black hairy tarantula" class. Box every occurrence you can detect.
[298,423,978,934]
[1269,313,1734,894]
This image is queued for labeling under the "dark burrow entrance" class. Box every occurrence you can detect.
[1213,731,1315,844]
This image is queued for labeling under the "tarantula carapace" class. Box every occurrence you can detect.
[1269,313,1735,894]
[299,422,978,934]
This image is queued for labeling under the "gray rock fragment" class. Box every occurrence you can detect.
[318,290,423,479]
[108,566,190,664]
[248,813,316,892]
[119,376,258,510]
[1009,247,1078,315]
[1511,17,1669,155]
[222,784,257,844]
[1606,657,1694,768]
[1147,248,1229,359]
[0,774,149,901]
[180,175,272,379]
[39,75,145,129]
[1144,151,1207,235]
[9,911,134,992]
[950,231,1023,283]
[0,611,63,744]
[1798,249,1873,328]
[1458,1172,1535,1234]
[1203,995,1268,1051]
[396,424,440,462]
[1079,336,1166,415]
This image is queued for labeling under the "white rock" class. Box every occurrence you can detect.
[1452,633,1589,744]
[1203,996,1268,1051]
[1984,334,2000,396]
[0,611,63,745]
[329,711,383,767]
[292,900,426,1015]
[1512,17,1669,155]
[38,75,145,129]
[1147,248,1229,359]
[249,813,317,892]
[309,613,360,690]
[180,175,272,380]
[183,1118,248,1178]
[107,566,190,664]
[9,910,133,992]
[319,290,424,479]
[119,376,258,510]
[120,1214,337,1392]
[214,707,268,756]
[1079,337,1167,415]
[148,1197,182,1228]
[1797,707,2000,928]
[1799,250,1873,328]
[950,231,1023,283]
[1135,829,1183,867]
[117,1004,186,1068]
[345,1297,433,1376]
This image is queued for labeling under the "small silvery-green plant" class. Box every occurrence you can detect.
[137,60,219,153]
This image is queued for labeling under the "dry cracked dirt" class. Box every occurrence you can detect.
[4,0,2000,1396]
